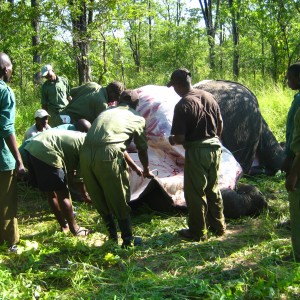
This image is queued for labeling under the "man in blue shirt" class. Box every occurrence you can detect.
[0,52,25,249]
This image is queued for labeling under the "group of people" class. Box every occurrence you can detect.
[1,51,300,261]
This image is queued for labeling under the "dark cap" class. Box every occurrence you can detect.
[119,89,139,103]
[167,68,192,87]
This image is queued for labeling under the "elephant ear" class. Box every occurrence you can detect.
[194,80,262,173]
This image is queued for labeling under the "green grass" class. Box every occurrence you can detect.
[1,83,300,299]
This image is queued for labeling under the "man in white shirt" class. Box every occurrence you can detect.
[23,109,51,141]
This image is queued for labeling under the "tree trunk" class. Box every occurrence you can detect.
[70,0,92,85]
[198,0,220,71]
[31,0,42,64]
[228,0,239,79]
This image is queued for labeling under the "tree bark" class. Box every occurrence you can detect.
[228,0,239,79]
[70,0,92,85]
[31,0,42,64]
[198,0,220,70]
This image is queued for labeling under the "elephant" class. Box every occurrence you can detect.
[47,81,274,219]
[126,84,269,219]
[194,80,285,174]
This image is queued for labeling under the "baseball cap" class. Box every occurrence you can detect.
[41,64,53,77]
[34,109,50,119]
[167,68,192,87]
[119,89,139,103]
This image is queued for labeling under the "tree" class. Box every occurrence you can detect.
[228,0,239,79]
[31,0,42,64]
[198,0,220,71]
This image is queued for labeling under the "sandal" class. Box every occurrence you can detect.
[74,227,91,237]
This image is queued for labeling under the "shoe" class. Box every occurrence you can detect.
[122,236,143,249]
[74,227,91,237]
[118,218,143,248]
[210,228,226,237]
[8,245,18,253]
[177,229,207,242]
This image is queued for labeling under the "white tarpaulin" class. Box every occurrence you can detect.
[128,85,243,209]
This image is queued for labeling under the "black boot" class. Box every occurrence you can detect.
[118,218,143,248]
[102,214,118,242]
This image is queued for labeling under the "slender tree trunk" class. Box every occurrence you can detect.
[70,0,92,85]
[261,37,265,77]
[271,44,278,82]
[148,0,152,50]
[229,0,239,79]
[31,0,42,64]
[198,0,220,71]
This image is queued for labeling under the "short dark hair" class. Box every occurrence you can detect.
[106,81,125,100]
[288,62,300,77]
[167,68,192,87]
[118,89,139,109]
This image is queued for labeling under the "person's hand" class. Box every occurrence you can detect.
[281,156,293,174]
[143,170,155,179]
[169,135,176,146]
[285,173,298,191]
[15,161,26,179]
[82,192,92,204]
[132,165,143,177]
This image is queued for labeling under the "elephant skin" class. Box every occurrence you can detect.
[221,184,268,219]
[194,80,285,174]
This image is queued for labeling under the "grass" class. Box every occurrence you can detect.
[1,82,300,299]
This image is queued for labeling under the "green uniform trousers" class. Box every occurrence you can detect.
[184,145,225,239]
[0,170,19,246]
[80,146,131,220]
[288,182,300,261]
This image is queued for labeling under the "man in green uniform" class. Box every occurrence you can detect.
[59,81,124,124]
[0,52,25,249]
[167,68,226,241]
[25,130,90,236]
[41,64,72,127]
[80,89,154,247]
[284,63,300,262]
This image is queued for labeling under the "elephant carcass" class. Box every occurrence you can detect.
[194,80,285,174]
[128,85,267,219]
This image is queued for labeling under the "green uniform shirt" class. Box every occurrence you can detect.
[291,107,300,155]
[25,129,86,171]
[286,91,300,158]
[0,80,16,171]
[84,104,148,151]
[60,82,108,123]
[41,76,70,113]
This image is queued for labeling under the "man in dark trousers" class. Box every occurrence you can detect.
[0,52,25,249]
[80,89,154,247]
[167,68,226,241]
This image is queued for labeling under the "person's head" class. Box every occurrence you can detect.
[74,119,91,133]
[0,52,13,83]
[118,89,139,110]
[287,63,300,90]
[41,64,56,81]
[34,109,50,131]
[106,81,125,102]
[167,68,193,96]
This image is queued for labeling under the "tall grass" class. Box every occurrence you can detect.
[1,81,299,299]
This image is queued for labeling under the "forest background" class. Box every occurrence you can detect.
[1,0,300,98]
[2,1,300,299]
